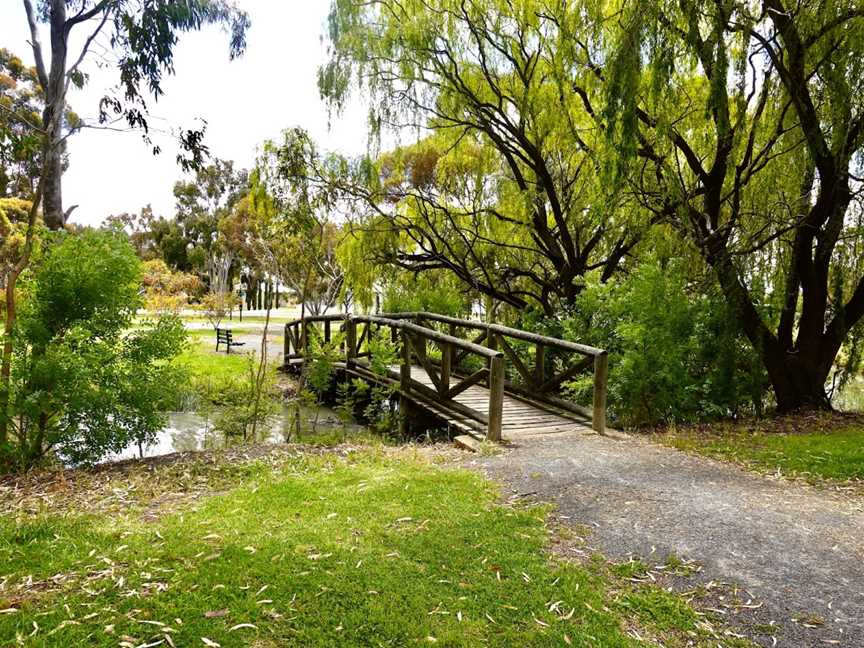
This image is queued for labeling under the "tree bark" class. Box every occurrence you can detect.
[702,223,839,412]
[23,0,68,230]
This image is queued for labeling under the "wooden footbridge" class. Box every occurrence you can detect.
[283,312,608,444]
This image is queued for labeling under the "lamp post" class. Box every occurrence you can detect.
[237,282,247,322]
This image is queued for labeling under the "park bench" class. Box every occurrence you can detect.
[215,328,245,354]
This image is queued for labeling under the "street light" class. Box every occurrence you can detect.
[237,281,247,322]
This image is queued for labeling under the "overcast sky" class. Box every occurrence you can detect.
[0,1,370,226]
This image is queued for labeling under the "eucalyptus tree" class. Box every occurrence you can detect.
[0,49,51,200]
[2,0,249,451]
[173,159,249,294]
[594,0,864,410]
[20,0,250,229]
[252,128,344,317]
[320,0,646,316]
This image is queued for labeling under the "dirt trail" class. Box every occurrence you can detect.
[468,432,864,647]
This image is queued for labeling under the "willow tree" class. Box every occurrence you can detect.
[320,0,646,316]
[584,0,864,410]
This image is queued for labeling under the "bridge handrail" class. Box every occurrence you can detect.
[355,315,502,359]
[379,312,606,357]
[283,314,503,359]
[284,313,347,327]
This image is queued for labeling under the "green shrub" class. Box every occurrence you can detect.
[0,230,187,470]
[542,257,768,427]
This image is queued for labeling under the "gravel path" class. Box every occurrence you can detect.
[467,432,864,647]
[233,331,283,361]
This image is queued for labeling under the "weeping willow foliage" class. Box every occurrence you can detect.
[323,0,864,410]
[321,0,650,314]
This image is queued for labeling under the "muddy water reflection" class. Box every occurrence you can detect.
[110,405,364,462]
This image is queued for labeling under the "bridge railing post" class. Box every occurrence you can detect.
[282,324,291,365]
[486,328,498,381]
[301,320,309,354]
[486,354,504,442]
[345,318,357,368]
[440,339,452,397]
[441,323,454,396]
[534,343,545,387]
[399,328,411,436]
[592,351,608,434]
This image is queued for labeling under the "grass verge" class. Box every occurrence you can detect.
[656,412,864,485]
[0,445,749,647]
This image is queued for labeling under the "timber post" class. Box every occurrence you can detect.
[486,354,505,442]
[345,318,357,368]
[440,340,451,396]
[535,344,545,387]
[284,323,290,359]
[301,319,309,353]
[592,351,608,434]
[441,322,454,396]
[399,329,412,436]
[486,327,498,378]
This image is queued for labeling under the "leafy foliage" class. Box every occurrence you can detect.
[252,128,345,315]
[0,230,186,470]
[381,270,472,317]
[554,254,767,427]
[0,49,47,200]
[141,259,202,314]
[320,3,646,314]
[0,197,37,288]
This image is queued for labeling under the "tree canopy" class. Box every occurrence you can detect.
[21,0,250,229]
[320,0,864,411]
[320,0,650,315]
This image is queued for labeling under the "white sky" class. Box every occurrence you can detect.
[0,0,370,226]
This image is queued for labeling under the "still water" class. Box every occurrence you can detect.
[108,404,364,462]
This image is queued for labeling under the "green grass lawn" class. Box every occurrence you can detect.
[0,447,744,647]
[659,414,864,483]
[181,332,255,379]
[179,330,284,381]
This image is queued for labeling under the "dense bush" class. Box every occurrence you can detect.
[0,230,186,469]
[534,256,769,427]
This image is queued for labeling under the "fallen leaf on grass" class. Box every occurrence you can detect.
[204,610,228,618]
[532,613,549,627]
[201,638,220,647]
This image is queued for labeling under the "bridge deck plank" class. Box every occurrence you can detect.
[397,365,593,440]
